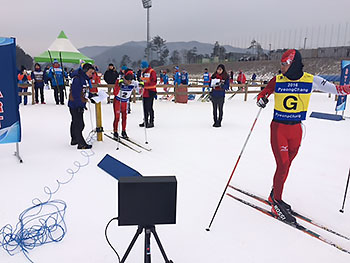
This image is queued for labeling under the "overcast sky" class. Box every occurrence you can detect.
[1,0,350,56]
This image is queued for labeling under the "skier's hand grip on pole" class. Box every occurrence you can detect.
[257,97,269,108]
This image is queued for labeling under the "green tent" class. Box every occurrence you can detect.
[34,31,94,64]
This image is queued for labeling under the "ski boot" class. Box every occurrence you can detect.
[121,130,128,139]
[268,189,292,213]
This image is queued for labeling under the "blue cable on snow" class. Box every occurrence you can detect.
[0,148,95,262]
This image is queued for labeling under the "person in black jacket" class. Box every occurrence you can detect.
[104,63,119,84]
[210,64,230,127]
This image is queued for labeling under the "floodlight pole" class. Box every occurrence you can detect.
[147,7,150,62]
[142,0,152,61]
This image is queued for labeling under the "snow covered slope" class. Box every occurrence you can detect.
[0,91,349,262]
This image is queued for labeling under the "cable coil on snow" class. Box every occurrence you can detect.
[0,149,95,263]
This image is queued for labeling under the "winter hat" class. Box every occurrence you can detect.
[82,63,94,72]
[140,61,149,69]
[108,63,114,67]
[124,69,134,81]
[281,49,304,80]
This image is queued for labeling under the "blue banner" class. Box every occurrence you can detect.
[335,60,350,112]
[0,37,21,144]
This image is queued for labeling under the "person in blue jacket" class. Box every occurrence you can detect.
[163,70,169,84]
[181,70,189,85]
[47,59,68,105]
[210,64,230,127]
[203,68,210,93]
[68,63,95,150]
[173,66,181,85]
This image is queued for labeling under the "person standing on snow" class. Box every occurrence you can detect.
[17,66,32,105]
[256,49,350,224]
[237,70,246,91]
[139,61,157,128]
[113,69,139,139]
[210,64,230,127]
[47,59,67,105]
[181,70,189,85]
[68,63,95,150]
[31,63,46,104]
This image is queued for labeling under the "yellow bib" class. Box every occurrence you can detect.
[274,73,313,121]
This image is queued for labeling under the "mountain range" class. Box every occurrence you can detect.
[79,41,249,71]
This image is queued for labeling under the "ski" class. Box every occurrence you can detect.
[120,137,152,151]
[197,94,205,101]
[104,133,141,153]
[228,87,242,100]
[228,185,350,241]
[226,193,350,255]
[201,94,210,102]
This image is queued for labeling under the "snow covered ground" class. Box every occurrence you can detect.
[1,90,350,263]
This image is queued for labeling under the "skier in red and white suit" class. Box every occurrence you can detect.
[113,69,139,139]
[256,49,350,223]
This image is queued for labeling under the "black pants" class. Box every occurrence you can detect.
[143,92,156,124]
[211,96,224,123]
[53,85,65,104]
[34,85,44,103]
[69,107,86,146]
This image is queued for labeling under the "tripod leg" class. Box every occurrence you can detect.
[145,228,151,263]
[150,226,172,263]
[121,226,143,263]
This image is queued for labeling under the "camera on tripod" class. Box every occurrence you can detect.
[118,175,177,263]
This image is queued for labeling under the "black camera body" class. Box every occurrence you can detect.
[118,176,177,226]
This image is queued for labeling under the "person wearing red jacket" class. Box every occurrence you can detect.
[237,70,246,90]
[18,66,32,105]
[139,61,157,128]
[256,49,350,224]
[90,66,100,94]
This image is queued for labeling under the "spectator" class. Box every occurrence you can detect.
[230,70,234,84]
[203,68,211,95]
[237,70,246,84]
[90,65,100,94]
[139,60,157,128]
[210,64,230,127]
[17,66,32,105]
[31,63,46,104]
[252,73,257,81]
[237,70,247,91]
[104,63,119,84]
[181,70,189,85]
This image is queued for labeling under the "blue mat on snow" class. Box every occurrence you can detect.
[309,112,344,121]
[98,154,142,180]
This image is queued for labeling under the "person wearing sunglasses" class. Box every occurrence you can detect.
[256,49,350,224]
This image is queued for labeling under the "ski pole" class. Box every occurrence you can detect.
[206,107,263,231]
[59,52,67,99]
[339,168,350,213]
[116,98,122,150]
[141,92,149,145]
[47,50,60,93]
